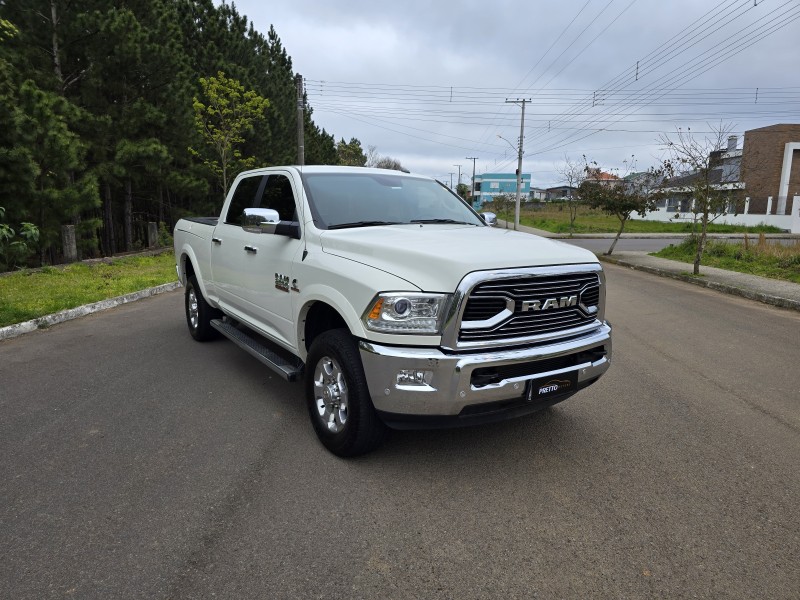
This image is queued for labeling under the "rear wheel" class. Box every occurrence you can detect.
[305,329,387,457]
[185,275,221,341]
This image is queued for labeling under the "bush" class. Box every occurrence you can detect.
[0,207,40,271]
[158,222,173,247]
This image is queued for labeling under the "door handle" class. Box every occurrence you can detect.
[244,245,257,254]
[212,237,222,245]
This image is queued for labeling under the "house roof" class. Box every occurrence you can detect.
[744,123,800,134]
[585,168,620,183]
[666,170,724,187]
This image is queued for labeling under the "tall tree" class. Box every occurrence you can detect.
[79,1,195,251]
[191,71,269,197]
[0,0,361,263]
[0,14,99,264]
[0,18,37,209]
[337,138,367,166]
[15,80,100,263]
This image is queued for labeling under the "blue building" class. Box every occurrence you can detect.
[472,172,532,207]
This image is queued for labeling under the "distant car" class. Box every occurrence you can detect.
[481,211,497,226]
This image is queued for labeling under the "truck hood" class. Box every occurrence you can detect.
[318,224,598,292]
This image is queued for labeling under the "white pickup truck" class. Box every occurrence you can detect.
[174,166,611,456]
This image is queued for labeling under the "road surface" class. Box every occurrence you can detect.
[2,264,798,599]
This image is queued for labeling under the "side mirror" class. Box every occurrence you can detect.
[243,207,280,231]
[481,211,497,227]
[243,207,301,239]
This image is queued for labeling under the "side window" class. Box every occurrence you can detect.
[224,175,265,224]
[259,174,297,222]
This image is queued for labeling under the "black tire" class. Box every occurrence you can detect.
[184,275,221,341]
[305,329,387,457]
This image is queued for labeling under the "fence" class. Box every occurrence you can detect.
[633,196,800,233]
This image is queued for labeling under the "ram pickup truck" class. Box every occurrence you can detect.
[174,166,611,456]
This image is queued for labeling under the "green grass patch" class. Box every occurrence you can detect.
[0,252,177,327]
[652,237,800,284]
[487,204,784,234]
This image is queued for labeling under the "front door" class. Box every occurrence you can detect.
[211,171,303,350]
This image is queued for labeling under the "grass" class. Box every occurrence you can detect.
[0,252,177,327]
[652,235,800,284]
[487,203,784,234]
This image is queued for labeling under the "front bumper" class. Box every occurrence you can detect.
[359,322,611,428]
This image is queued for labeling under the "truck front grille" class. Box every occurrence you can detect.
[458,272,601,343]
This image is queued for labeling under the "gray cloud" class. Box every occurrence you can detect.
[231,0,800,187]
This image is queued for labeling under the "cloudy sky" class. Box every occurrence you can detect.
[229,0,799,188]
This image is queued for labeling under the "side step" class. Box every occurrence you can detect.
[210,319,304,382]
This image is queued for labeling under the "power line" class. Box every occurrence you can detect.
[301,0,798,173]
[526,1,800,156]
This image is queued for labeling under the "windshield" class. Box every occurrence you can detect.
[301,172,485,230]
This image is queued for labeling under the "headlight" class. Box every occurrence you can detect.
[363,293,449,334]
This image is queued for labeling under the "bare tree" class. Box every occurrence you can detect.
[659,123,736,275]
[365,145,408,172]
[492,194,514,228]
[555,154,586,237]
[365,145,380,167]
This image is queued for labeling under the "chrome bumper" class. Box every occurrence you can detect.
[359,322,611,418]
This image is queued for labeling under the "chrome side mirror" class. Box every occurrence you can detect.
[243,207,280,233]
[481,211,497,227]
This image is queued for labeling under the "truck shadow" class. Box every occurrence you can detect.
[375,403,598,466]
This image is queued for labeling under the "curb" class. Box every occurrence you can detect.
[0,281,182,342]
[598,255,800,312]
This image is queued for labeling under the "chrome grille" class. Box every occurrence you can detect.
[459,272,600,343]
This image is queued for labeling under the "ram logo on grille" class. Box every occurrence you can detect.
[520,295,577,312]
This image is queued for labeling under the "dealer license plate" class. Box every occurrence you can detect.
[525,372,578,403]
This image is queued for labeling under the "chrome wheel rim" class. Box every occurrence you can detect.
[188,288,199,329]
[313,356,349,433]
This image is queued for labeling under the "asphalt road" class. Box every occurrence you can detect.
[2,265,799,599]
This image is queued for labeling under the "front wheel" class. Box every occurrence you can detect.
[305,329,387,457]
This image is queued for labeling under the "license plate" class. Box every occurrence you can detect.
[525,372,578,403]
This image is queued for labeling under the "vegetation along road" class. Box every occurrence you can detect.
[1,264,798,599]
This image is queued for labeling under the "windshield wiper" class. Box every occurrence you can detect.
[327,220,402,230]
[410,219,476,225]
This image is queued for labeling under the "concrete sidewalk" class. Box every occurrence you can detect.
[506,222,800,312]
[599,251,800,312]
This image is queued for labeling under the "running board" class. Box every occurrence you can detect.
[211,319,303,382]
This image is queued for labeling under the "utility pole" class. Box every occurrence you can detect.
[453,164,462,188]
[505,98,531,230]
[466,157,478,205]
[295,73,305,166]
[448,172,455,189]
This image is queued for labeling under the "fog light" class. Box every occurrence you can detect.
[396,369,431,386]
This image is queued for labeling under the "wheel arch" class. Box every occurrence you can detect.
[177,248,213,303]
[301,300,350,357]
